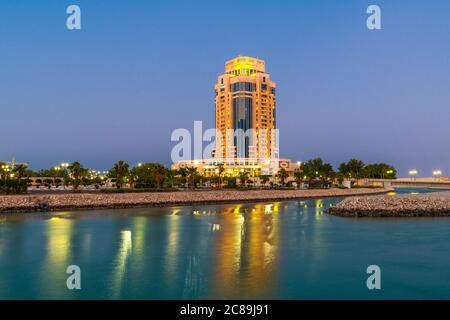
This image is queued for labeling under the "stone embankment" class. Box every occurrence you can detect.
[328,192,450,217]
[0,188,388,213]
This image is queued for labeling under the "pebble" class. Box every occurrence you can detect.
[328,192,450,217]
[0,188,387,213]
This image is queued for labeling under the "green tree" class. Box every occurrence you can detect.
[238,170,249,187]
[260,174,271,187]
[276,168,289,185]
[127,169,139,188]
[82,177,92,188]
[133,163,168,188]
[186,167,199,189]
[216,164,225,188]
[92,177,105,190]
[362,163,397,179]
[13,164,28,180]
[0,162,7,180]
[68,161,89,191]
[177,168,188,187]
[302,158,335,187]
[293,168,303,188]
[109,160,130,189]
[322,163,336,186]
[338,159,365,179]
[165,169,177,188]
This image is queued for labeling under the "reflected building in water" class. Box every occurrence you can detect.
[211,203,281,299]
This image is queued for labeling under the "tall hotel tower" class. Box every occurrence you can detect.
[214,56,279,161]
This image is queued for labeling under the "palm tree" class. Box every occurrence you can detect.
[68,161,88,191]
[321,163,335,187]
[186,167,198,189]
[177,168,188,187]
[294,168,303,188]
[128,169,138,189]
[238,170,249,187]
[217,164,225,188]
[111,160,130,189]
[165,169,177,188]
[260,174,271,187]
[13,164,28,180]
[276,168,289,186]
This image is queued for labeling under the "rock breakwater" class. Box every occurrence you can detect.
[0,188,388,213]
[328,192,450,217]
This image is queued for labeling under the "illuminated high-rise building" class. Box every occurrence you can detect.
[214,56,278,160]
[174,56,296,178]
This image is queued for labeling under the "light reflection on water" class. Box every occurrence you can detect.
[0,188,449,300]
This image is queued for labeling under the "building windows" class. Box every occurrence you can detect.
[261,84,268,90]
[231,82,256,92]
[233,97,253,158]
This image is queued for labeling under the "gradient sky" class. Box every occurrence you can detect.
[1,0,449,177]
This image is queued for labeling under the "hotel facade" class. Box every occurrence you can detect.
[174,56,296,178]
[214,56,278,160]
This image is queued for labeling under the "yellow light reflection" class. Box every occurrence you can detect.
[212,203,279,299]
[161,215,183,292]
[111,230,132,299]
[47,217,73,267]
[39,216,74,299]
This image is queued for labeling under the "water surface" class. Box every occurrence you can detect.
[1,188,449,300]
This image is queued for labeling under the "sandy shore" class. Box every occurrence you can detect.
[0,188,388,213]
[328,192,450,217]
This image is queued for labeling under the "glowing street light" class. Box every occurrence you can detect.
[60,162,69,169]
[433,170,442,180]
[385,170,394,179]
[409,170,418,181]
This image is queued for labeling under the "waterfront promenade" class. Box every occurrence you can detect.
[0,188,388,213]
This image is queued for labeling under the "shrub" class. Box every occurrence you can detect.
[0,179,28,194]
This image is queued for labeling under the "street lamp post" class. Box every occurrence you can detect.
[409,170,418,181]
[60,162,69,189]
[433,170,442,181]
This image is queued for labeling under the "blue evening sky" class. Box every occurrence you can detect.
[1,0,449,177]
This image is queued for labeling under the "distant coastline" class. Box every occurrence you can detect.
[0,188,389,214]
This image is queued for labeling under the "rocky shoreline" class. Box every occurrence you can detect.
[0,188,388,214]
[327,192,450,217]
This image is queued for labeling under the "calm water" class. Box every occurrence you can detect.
[1,188,450,300]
